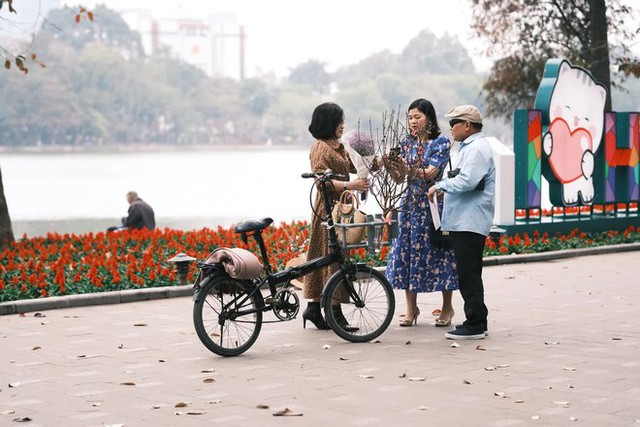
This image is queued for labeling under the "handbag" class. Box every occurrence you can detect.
[429,221,452,249]
[429,161,452,249]
[331,190,367,245]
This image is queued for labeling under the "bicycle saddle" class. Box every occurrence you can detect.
[235,217,273,233]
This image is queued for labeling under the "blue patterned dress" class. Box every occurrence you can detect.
[385,135,459,293]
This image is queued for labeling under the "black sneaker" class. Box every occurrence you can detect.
[455,323,488,336]
[445,325,485,340]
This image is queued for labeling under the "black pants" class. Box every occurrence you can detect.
[450,231,488,332]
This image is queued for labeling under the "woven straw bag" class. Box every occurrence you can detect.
[331,190,367,245]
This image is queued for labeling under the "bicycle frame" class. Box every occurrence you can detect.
[192,169,395,355]
[193,171,362,312]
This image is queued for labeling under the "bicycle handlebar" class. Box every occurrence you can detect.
[301,170,346,181]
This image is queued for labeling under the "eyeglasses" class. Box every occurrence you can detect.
[449,119,466,128]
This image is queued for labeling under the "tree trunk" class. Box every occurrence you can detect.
[589,0,612,111]
[0,166,15,249]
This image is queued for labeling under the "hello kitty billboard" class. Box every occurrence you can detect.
[535,60,607,205]
[512,58,639,230]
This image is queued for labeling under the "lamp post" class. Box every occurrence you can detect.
[167,253,197,286]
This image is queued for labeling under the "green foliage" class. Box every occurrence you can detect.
[471,0,639,117]
[6,4,635,149]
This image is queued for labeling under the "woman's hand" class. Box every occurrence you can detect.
[350,177,369,192]
[421,165,439,181]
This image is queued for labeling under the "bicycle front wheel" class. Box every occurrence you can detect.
[193,274,263,357]
[323,265,395,343]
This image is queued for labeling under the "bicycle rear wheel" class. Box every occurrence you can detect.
[323,265,395,343]
[193,274,263,357]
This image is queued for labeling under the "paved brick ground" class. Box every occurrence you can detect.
[1,251,639,426]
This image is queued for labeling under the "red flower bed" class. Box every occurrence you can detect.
[0,221,308,302]
[1,222,638,302]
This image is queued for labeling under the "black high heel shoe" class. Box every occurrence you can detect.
[302,302,330,330]
[332,305,359,332]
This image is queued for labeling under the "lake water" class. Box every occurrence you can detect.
[1,148,382,237]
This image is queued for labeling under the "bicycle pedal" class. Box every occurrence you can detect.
[264,296,277,305]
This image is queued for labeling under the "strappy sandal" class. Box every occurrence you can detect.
[434,310,454,327]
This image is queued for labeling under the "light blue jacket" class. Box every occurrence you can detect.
[434,132,496,236]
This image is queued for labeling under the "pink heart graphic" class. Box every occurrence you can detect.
[548,118,592,183]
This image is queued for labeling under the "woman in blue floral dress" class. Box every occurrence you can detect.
[385,99,459,327]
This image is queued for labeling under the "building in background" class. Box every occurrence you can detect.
[2,1,246,80]
[119,9,246,80]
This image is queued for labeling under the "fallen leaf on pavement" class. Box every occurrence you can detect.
[563,367,576,371]
[611,336,622,340]
[450,342,460,348]
[273,408,303,417]
[545,341,559,345]
[134,323,148,327]
[405,340,412,345]
[201,368,215,373]
[514,399,525,403]
[120,382,136,386]
[187,411,205,415]
[569,416,578,421]
[202,378,215,383]
[475,345,486,351]
[358,375,374,379]
[256,404,269,409]
[463,379,472,385]
[34,313,46,317]
[408,377,426,381]
[8,382,21,388]
[322,344,331,350]
[32,346,41,351]
[0,410,15,415]
[175,402,188,408]
[12,417,32,423]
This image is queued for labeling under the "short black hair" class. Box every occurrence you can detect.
[408,98,441,139]
[308,102,344,140]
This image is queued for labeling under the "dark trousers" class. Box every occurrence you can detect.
[450,231,488,332]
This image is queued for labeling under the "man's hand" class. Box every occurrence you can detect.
[427,186,438,201]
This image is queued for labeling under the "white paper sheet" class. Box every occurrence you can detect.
[429,196,441,230]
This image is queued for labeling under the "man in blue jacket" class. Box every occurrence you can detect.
[427,105,496,340]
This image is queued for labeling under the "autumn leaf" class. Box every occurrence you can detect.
[273,407,303,417]
[74,14,80,23]
[174,402,188,408]
[202,378,215,383]
[88,11,94,21]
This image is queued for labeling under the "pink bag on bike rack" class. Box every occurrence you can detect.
[205,248,263,279]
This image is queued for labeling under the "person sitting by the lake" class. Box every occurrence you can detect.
[108,191,156,232]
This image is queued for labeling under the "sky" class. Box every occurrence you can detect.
[74,0,491,77]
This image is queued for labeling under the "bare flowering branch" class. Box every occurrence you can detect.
[363,109,421,217]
